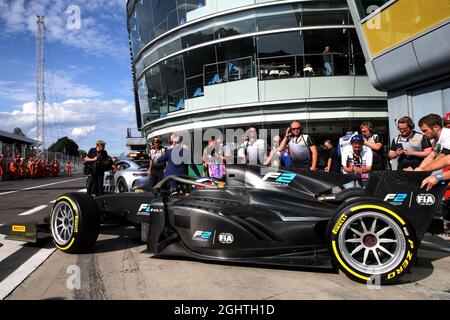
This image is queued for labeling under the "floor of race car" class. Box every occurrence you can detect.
[5,225,450,300]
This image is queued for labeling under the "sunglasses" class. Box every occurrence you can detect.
[291,127,301,131]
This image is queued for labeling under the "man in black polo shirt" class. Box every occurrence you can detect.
[85,140,109,196]
[388,116,432,170]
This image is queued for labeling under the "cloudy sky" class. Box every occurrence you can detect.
[0,0,136,156]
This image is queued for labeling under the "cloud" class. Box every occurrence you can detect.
[0,98,136,155]
[71,125,96,137]
[0,0,129,59]
[0,69,101,103]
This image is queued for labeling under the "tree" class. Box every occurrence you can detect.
[13,127,26,137]
[48,137,79,156]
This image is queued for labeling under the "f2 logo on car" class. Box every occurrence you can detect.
[262,172,296,184]
[384,194,407,203]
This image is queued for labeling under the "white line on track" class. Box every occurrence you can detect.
[18,205,48,216]
[0,246,55,300]
[0,234,25,264]
[0,177,85,196]
[77,189,87,193]
[49,200,56,204]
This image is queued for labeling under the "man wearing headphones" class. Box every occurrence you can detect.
[388,116,432,170]
[360,121,384,170]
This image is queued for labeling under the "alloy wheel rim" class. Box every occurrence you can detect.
[51,202,75,245]
[337,211,406,275]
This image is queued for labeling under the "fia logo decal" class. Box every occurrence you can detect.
[218,233,234,244]
[416,194,435,206]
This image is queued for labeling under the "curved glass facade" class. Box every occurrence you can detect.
[127,0,386,134]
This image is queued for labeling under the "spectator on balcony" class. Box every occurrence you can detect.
[303,64,315,77]
[323,46,333,76]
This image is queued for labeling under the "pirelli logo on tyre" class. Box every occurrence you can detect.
[332,214,348,235]
[74,216,79,233]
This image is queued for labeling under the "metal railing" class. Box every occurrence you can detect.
[257,52,365,80]
[203,56,254,88]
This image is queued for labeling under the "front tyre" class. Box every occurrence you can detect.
[50,193,100,253]
[327,199,417,285]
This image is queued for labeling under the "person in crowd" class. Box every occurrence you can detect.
[242,126,268,165]
[280,145,292,168]
[323,46,333,76]
[443,112,450,129]
[341,135,373,187]
[409,114,450,171]
[360,121,385,170]
[279,121,318,171]
[85,140,110,197]
[51,159,59,177]
[202,136,226,179]
[65,160,72,177]
[388,116,432,170]
[264,135,282,167]
[324,140,341,173]
[148,137,167,189]
[303,64,315,77]
[157,135,201,194]
[338,128,359,159]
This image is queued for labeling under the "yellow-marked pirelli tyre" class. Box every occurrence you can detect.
[50,193,100,253]
[327,198,417,285]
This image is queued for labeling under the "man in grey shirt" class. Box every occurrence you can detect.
[279,121,318,170]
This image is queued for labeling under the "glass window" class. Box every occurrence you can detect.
[145,65,165,120]
[302,9,350,26]
[136,0,155,47]
[214,11,256,39]
[354,0,392,19]
[160,56,185,112]
[129,11,141,55]
[138,77,151,124]
[257,32,304,58]
[180,21,215,48]
[151,0,177,33]
[303,28,350,76]
[256,4,302,31]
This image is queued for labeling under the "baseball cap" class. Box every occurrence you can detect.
[351,135,364,144]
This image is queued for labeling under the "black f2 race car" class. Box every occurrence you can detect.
[6,165,447,284]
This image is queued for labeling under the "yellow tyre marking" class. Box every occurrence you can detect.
[54,195,78,251]
[55,238,75,251]
[56,196,78,214]
[332,240,369,281]
[350,205,405,226]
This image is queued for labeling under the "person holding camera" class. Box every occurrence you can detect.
[279,121,318,171]
[388,116,432,170]
[85,140,109,196]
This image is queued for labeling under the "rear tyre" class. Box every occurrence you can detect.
[117,177,128,193]
[50,193,100,253]
[327,198,417,285]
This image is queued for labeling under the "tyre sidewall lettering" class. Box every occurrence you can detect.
[329,201,417,284]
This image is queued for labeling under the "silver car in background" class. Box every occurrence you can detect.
[105,159,149,193]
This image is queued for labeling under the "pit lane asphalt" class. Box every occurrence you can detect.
[0,175,87,224]
[2,177,450,299]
